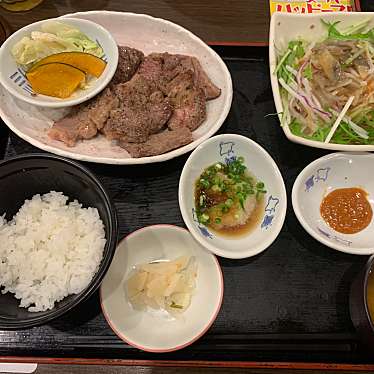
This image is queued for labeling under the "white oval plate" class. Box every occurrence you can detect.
[0,11,232,165]
[269,12,374,151]
[179,134,287,259]
[100,225,223,352]
[292,152,374,255]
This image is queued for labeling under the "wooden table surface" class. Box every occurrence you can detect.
[0,0,270,45]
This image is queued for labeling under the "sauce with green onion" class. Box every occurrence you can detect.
[194,157,266,237]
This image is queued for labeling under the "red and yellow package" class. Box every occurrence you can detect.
[270,0,357,15]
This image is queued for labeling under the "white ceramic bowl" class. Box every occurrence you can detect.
[100,225,223,352]
[292,152,374,255]
[269,12,374,152]
[0,17,118,108]
[0,11,232,164]
[179,134,287,259]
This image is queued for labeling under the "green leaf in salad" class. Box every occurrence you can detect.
[288,40,305,59]
[275,40,305,83]
[289,118,374,145]
[322,19,374,42]
[303,63,313,80]
[289,119,330,142]
[341,19,372,35]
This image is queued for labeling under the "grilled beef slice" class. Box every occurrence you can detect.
[145,52,221,99]
[110,46,144,85]
[48,88,118,146]
[166,71,206,131]
[49,48,219,154]
[119,127,192,157]
[48,46,143,146]
[103,75,172,142]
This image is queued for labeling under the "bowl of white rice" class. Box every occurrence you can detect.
[0,154,117,329]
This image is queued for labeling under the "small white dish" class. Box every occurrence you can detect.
[178,134,287,259]
[0,11,232,164]
[100,225,223,352]
[0,17,118,108]
[269,12,374,152]
[292,152,374,255]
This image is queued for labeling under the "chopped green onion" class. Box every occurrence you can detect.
[199,178,209,189]
[211,185,221,192]
[200,213,210,223]
[199,195,205,206]
[225,198,233,208]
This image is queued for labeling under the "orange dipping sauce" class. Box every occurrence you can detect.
[320,187,372,234]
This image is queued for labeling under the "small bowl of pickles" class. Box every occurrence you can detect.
[178,134,287,259]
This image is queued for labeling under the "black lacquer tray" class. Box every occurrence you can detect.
[0,46,372,364]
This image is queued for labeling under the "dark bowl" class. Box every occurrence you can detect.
[0,154,118,329]
[349,255,374,351]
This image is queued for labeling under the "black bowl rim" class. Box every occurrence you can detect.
[362,254,374,332]
[0,153,118,329]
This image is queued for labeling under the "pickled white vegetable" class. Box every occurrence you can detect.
[126,256,197,314]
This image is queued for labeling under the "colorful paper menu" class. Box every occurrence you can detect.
[270,0,356,15]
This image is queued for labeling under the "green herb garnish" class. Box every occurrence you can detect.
[322,20,374,42]
[194,157,266,228]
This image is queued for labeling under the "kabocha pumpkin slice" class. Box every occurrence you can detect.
[26,62,86,99]
[29,52,106,78]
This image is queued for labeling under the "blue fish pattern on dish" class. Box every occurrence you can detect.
[261,214,274,229]
[192,208,213,239]
[317,227,352,246]
[261,195,279,230]
[316,167,330,182]
[305,167,331,192]
[318,227,331,238]
[9,68,34,95]
[305,175,315,192]
[219,141,235,157]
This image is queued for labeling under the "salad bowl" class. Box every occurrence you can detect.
[0,17,118,108]
[269,12,374,151]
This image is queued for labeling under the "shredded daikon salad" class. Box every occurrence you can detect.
[126,256,197,315]
[275,19,374,144]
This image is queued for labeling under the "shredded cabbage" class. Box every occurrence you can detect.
[11,21,104,68]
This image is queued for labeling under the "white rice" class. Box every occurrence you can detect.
[0,191,106,312]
